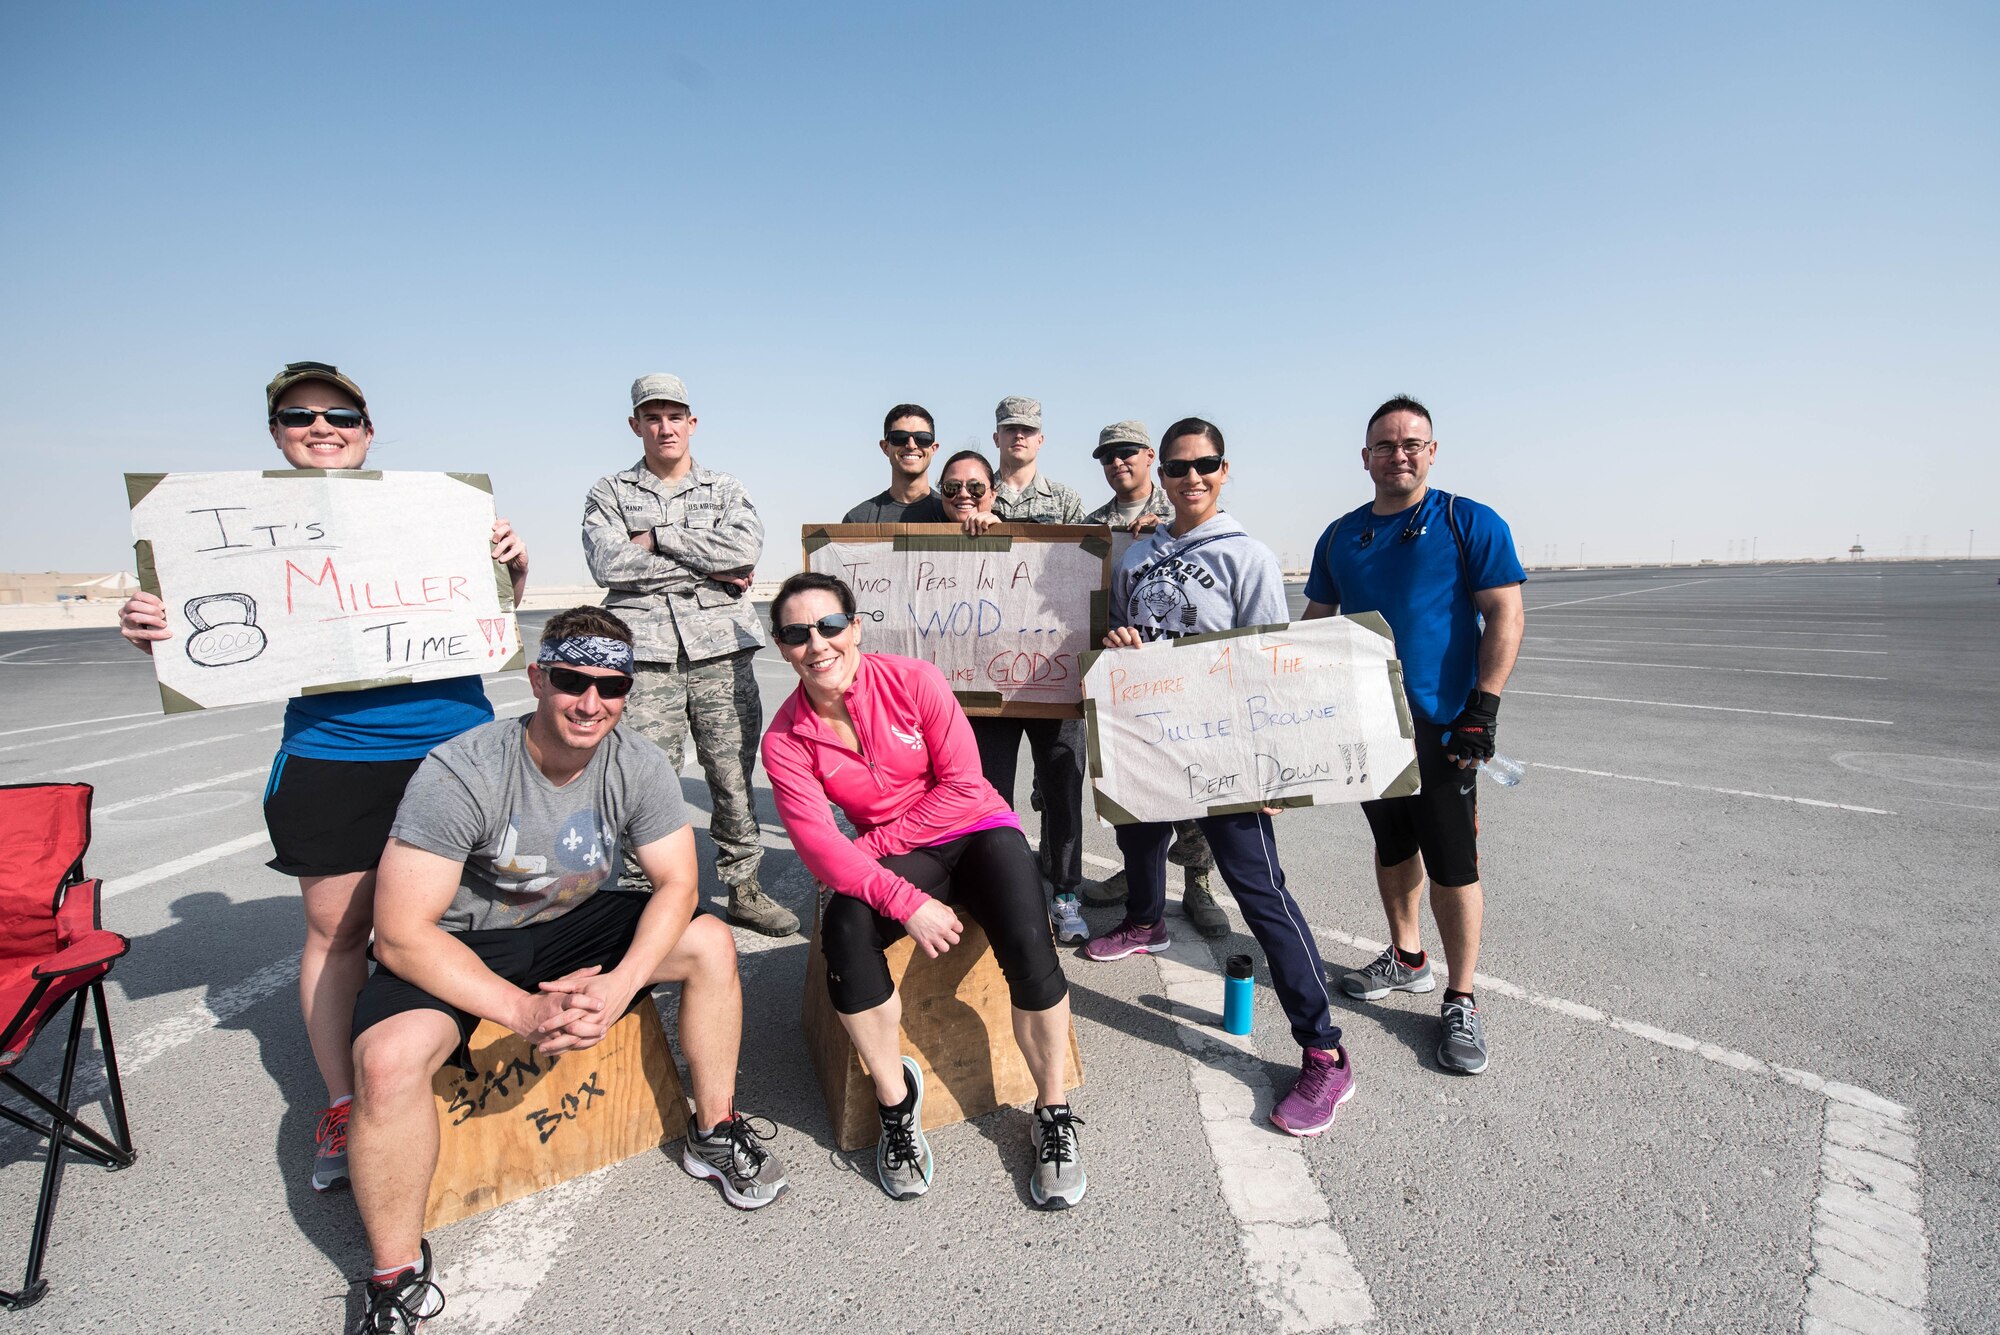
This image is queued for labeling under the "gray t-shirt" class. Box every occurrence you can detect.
[390,716,688,932]
[842,489,948,523]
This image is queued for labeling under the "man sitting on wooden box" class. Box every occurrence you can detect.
[344,606,788,1335]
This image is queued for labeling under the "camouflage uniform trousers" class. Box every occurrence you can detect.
[620,647,764,891]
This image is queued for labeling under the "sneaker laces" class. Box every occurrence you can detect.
[879,1108,922,1171]
[1361,946,1401,978]
[1443,1000,1479,1043]
[710,1112,777,1177]
[353,1268,443,1334]
[1036,1108,1084,1165]
[316,1102,350,1155]
[1291,1051,1343,1103]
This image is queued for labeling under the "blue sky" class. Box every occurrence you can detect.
[4,1,1995,581]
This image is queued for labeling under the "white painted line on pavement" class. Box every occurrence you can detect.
[0,717,196,755]
[96,766,269,814]
[0,709,159,738]
[1527,622,1888,639]
[1506,689,1895,726]
[1519,655,1886,681]
[1308,925,1928,1334]
[452,1168,614,1332]
[122,951,302,1072]
[1528,762,1896,814]
[1908,796,2000,814]
[1524,579,1714,611]
[103,831,272,898]
[1152,939,1374,1331]
[1526,637,1887,656]
[40,722,283,776]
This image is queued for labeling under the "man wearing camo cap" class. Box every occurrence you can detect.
[580,373,799,936]
[991,396,1086,525]
[1078,419,1223,936]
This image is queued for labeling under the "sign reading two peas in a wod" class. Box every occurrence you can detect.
[802,524,1110,717]
[127,470,522,712]
[1081,614,1420,824]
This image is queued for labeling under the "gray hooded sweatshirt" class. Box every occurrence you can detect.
[1110,512,1288,641]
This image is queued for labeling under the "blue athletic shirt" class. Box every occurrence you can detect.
[1303,490,1526,726]
[279,676,496,761]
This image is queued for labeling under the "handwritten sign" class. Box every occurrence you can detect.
[1080,614,1419,823]
[802,524,1109,717]
[127,470,522,713]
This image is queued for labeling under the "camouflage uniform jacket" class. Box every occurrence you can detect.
[1083,485,1175,528]
[582,459,767,664]
[992,472,1086,524]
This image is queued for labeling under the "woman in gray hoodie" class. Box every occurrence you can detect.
[1082,418,1356,1138]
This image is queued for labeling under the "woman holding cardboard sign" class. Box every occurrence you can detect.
[760,569,1087,1211]
[1083,417,1356,1138]
[116,360,531,1196]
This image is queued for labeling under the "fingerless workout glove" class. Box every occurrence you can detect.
[1443,690,1501,763]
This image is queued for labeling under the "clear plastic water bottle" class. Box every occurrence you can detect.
[1480,754,1526,787]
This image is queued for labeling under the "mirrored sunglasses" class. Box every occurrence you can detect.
[272,407,368,430]
[774,613,859,647]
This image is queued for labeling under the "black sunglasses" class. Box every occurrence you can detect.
[1160,455,1224,479]
[545,665,635,698]
[886,430,937,448]
[1099,445,1147,464]
[272,407,368,430]
[939,478,989,498]
[775,613,859,647]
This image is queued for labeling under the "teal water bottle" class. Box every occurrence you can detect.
[1223,954,1254,1035]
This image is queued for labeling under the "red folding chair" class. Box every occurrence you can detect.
[0,782,136,1310]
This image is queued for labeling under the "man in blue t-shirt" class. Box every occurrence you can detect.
[1302,396,1526,1076]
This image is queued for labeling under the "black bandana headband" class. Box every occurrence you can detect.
[537,636,634,675]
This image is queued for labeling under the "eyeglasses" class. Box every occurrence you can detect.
[774,613,859,647]
[272,406,368,430]
[1366,439,1434,459]
[545,665,635,699]
[886,430,936,448]
[1098,446,1146,464]
[1160,455,1224,479]
[939,479,989,498]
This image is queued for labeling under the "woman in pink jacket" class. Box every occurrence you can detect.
[761,570,1085,1211]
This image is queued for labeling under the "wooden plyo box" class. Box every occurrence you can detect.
[801,907,1085,1152]
[424,1004,687,1230]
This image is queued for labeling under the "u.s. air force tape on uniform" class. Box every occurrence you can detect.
[802,523,1109,718]
[1079,613,1419,824]
[127,469,522,713]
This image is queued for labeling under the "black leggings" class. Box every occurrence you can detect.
[821,826,1069,1015]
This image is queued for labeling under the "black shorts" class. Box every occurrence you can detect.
[262,752,424,878]
[350,890,658,1074]
[1360,721,1481,887]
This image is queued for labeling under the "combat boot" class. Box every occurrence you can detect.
[1180,866,1228,938]
[727,883,799,937]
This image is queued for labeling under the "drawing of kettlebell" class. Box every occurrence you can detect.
[184,593,268,667]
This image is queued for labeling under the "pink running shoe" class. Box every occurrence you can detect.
[1082,918,1170,962]
[1270,1046,1355,1137]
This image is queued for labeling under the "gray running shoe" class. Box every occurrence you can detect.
[312,1100,350,1193]
[1029,1104,1087,1210]
[1179,866,1229,939]
[876,1057,934,1201]
[1082,870,1127,907]
[1341,946,1437,1000]
[1050,893,1089,945]
[1438,997,1489,1075]
[726,883,799,937]
[682,1112,790,1209]
[350,1239,444,1334]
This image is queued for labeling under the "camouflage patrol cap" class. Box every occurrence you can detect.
[630,373,691,410]
[995,396,1042,430]
[1093,420,1152,459]
[265,361,368,421]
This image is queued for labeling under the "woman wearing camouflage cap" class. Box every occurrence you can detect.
[116,361,531,1197]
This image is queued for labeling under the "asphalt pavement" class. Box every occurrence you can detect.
[0,561,1992,1334]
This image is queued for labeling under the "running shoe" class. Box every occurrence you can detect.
[682,1112,790,1209]
[1029,1104,1088,1210]
[1083,918,1170,962]
[1050,893,1089,945]
[1340,946,1436,1000]
[1269,1046,1355,1138]
[313,1099,351,1193]
[876,1056,934,1201]
[1437,996,1489,1075]
[350,1240,444,1334]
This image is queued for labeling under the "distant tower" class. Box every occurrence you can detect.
[1848,535,1865,561]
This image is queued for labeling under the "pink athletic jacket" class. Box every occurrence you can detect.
[762,652,1018,922]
